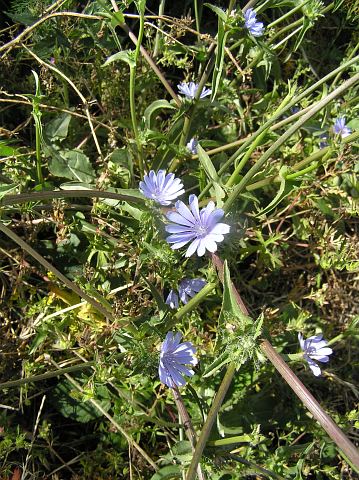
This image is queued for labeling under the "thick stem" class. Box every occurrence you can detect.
[186,253,359,478]
[186,363,236,480]
[173,387,206,480]
[260,340,359,469]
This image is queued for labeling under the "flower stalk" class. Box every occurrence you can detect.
[172,386,206,480]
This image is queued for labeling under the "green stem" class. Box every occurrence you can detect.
[112,4,181,107]
[153,0,166,57]
[246,129,359,191]
[194,0,201,42]
[332,41,359,88]
[229,454,286,480]
[186,363,236,480]
[226,129,269,187]
[193,105,311,162]
[0,363,94,390]
[228,0,236,13]
[268,18,303,46]
[223,71,359,212]
[129,3,146,176]
[31,71,44,186]
[0,189,146,207]
[284,161,321,180]
[169,43,216,172]
[272,25,303,50]
[267,0,311,29]
[167,282,216,329]
[35,116,43,186]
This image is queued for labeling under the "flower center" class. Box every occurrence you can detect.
[152,187,162,199]
[194,223,208,238]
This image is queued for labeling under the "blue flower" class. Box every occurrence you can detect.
[165,194,230,257]
[139,170,185,206]
[159,332,197,388]
[244,8,264,37]
[179,278,207,304]
[186,138,198,155]
[177,81,212,99]
[165,289,179,309]
[333,117,351,138]
[298,333,333,377]
[165,279,206,309]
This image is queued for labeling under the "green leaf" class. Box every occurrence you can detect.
[0,184,18,199]
[110,11,125,26]
[44,113,72,141]
[202,350,230,378]
[48,149,96,183]
[218,261,252,329]
[197,144,225,206]
[204,3,227,21]
[120,202,143,219]
[197,145,219,182]
[102,50,136,68]
[257,167,298,216]
[144,100,177,129]
[0,141,19,157]
[135,0,146,14]
[150,465,182,480]
[5,11,39,26]
[211,17,229,100]
[52,380,111,423]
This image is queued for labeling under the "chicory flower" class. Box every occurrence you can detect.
[177,81,212,99]
[179,278,207,304]
[159,332,197,388]
[165,194,230,257]
[298,333,333,377]
[333,117,351,138]
[186,138,198,154]
[244,8,264,37]
[165,290,179,309]
[139,170,185,206]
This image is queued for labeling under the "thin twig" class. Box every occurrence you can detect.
[0,12,103,55]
